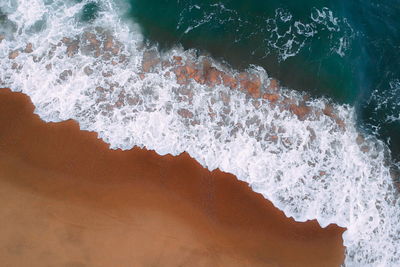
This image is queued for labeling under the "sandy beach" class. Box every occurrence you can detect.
[0,89,345,266]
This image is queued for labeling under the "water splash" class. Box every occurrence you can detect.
[0,0,399,265]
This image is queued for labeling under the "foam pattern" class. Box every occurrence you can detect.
[175,3,353,61]
[0,1,399,265]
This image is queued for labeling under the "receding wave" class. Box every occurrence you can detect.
[1,0,399,265]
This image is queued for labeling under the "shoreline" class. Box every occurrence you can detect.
[0,88,345,266]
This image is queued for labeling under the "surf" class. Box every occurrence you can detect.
[1,0,399,265]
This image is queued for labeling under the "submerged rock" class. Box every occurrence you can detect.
[18,29,347,132]
[24,43,33,53]
[263,93,280,102]
[83,66,93,76]
[323,104,346,130]
[266,78,279,91]
[289,103,311,120]
[65,40,80,57]
[8,50,19,59]
[178,108,194,118]
[142,49,160,73]
[242,75,261,98]
[172,56,183,65]
[203,61,222,86]
[222,73,237,89]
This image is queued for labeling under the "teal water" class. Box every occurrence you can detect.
[2,0,400,263]
[125,0,400,160]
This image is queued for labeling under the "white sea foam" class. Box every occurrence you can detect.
[1,1,400,266]
[176,4,352,61]
[368,79,400,124]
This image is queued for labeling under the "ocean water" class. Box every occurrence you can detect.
[128,0,400,160]
[0,0,400,265]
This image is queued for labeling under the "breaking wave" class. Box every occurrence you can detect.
[0,0,399,265]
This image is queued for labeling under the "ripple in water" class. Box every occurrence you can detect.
[1,0,400,265]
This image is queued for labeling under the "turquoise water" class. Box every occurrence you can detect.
[125,0,400,159]
[2,0,400,264]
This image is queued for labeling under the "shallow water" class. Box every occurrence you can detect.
[0,0,400,265]
[0,90,345,266]
[127,0,400,159]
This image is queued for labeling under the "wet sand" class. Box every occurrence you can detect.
[0,89,345,266]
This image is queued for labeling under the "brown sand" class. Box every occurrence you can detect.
[0,89,345,266]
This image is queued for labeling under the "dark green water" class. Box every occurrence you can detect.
[122,0,400,159]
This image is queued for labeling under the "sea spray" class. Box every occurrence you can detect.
[1,0,400,265]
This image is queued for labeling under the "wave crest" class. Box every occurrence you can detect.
[1,0,400,265]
